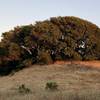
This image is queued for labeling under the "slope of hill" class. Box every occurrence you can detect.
[0,63,100,100]
[0,16,100,75]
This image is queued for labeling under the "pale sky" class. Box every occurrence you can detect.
[0,0,100,40]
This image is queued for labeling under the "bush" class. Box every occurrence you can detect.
[45,81,58,90]
[0,60,20,76]
[38,51,53,64]
[22,59,33,67]
[0,66,12,76]
[18,84,31,94]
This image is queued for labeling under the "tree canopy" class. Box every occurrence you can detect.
[0,16,100,75]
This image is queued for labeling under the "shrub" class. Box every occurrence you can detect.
[22,59,33,67]
[18,84,31,94]
[45,81,58,90]
[0,60,20,76]
[38,51,53,64]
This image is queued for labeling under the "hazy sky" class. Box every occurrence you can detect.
[0,0,100,39]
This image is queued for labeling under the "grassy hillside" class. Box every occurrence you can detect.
[0,63,100,100]
[0,16,100,75]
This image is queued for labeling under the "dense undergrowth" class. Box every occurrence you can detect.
[0,16,100,75]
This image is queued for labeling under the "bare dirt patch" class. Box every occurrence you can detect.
[54,61,100,69]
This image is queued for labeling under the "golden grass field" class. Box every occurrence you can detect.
[0,61,100,100]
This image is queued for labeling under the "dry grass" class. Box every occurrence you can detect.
[0,62,100,100]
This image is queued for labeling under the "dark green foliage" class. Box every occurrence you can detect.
[0,47,8,56]
[0,60,20,76]
[0,16,100,75]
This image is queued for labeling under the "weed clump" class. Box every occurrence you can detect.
[18,84,31,94]
[45,81,58,90]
